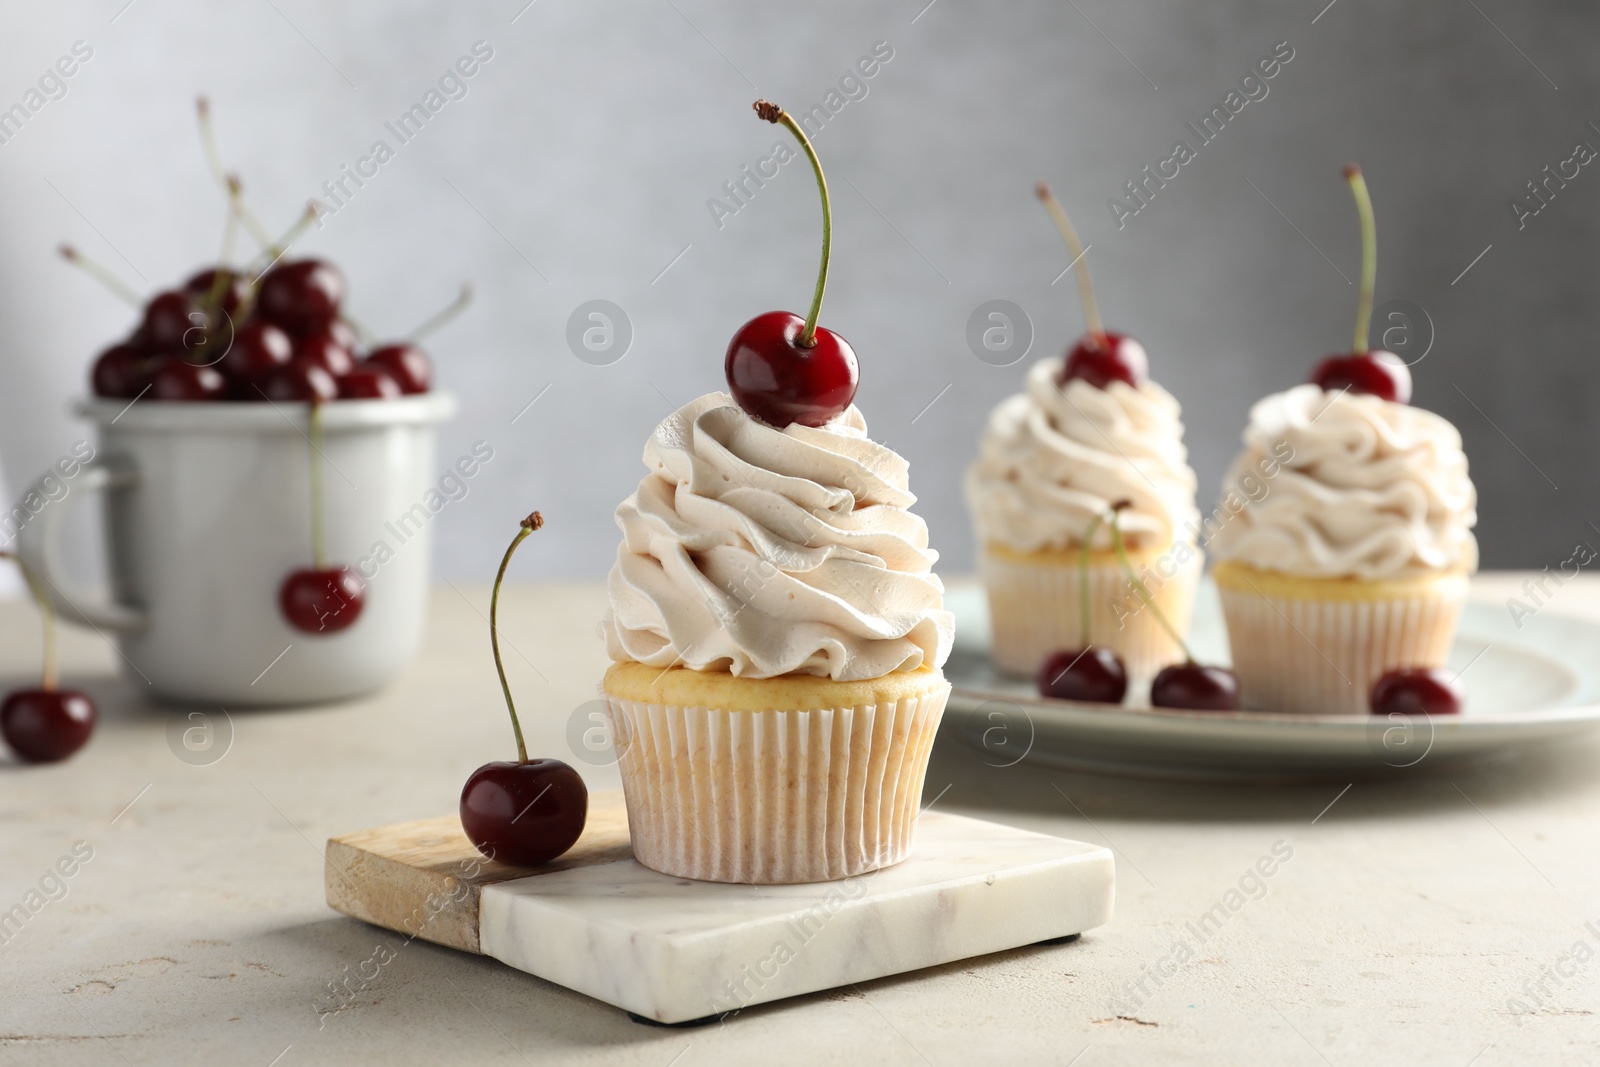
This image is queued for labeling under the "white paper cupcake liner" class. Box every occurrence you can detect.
[603,683,950,884]
[1216,582,1467,715]
[978,545,1201,680]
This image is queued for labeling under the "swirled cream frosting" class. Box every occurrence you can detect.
[1210,384,1478,580]
[964,357,1199,552]
[602,392,954,681]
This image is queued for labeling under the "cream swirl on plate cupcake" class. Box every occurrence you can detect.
[965,356,1200,553]
[603,391,953,682]
[1211,383,1477,581]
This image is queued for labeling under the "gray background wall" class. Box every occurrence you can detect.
[0,0,1594,585]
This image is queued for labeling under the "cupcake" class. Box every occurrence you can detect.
[1210,166,1478,714]
[599,100,953,885]
[964,184,1201,679]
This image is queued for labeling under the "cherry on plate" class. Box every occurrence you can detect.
[1151,662,1240,711]
[1370,667,1462,717]
[1037,646,1128,704]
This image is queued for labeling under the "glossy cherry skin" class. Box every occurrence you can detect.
[216,320,294,394]
[257,260,345,334]
[1037,646,1128,704]
[1059,331,1148,391]
[257,359,340,403]
[460,758,588,867]
[294,330,356,378]
[1370,667,1462,717]
[141,290,197,353]
[725,311,858,428]
[338,364,402,400]
[365,343,431,395]
[279,567,365,634]
[91,343,151,398]
[184,267,246,315]
[1,689,96,763]
[1151,662,1241,711]
[149,356,228,401]
[1309,350,1412,404]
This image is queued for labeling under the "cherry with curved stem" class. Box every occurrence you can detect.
[1105,508,1240,712]
[1309,164,1412,404]
[0,551,96,763]
[724,100,859,428]
[278,400,365,633]
[1036,508,1128,704]
[1036,183,1147,391]
[459,513,589,867]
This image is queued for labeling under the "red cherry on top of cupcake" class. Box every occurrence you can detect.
[725,100,859,429]
[1308,164,1412,405]
[1035,183,1148,391]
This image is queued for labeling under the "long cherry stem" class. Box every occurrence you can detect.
[491,512,543,764]
[1107,508,1193,662]
[309,400,327,570]
[1037,182,1105,346]
[58,245,142,308]
[406,283,474,342]
[755,100,830,348]
[0,551,56,691]
[1345,163,1376,355]
[197,97,275,250]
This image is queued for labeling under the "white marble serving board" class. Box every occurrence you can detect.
[326,800,1115,1024]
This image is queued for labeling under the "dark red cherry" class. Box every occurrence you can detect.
[149,356,227,401]
[1151,662,1241,711]
[724,311,858,428]
[1309,350,1412,404]
[1,689,96,763]
[141,290,198,353]
[460,758,588,866]
[278,566,365,634]
[1370,667,1462,717]
[365,343,431,395]
[294,330,356,378]
[338,364,402,400]
[257,359,339,403]
[184,267,246,315]
[1037,646,1128,704]
[1059,331,1148,390]
[216,320,293,392]
[91,343,151,398]
[257,259,345,334]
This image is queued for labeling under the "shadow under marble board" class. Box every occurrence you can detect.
[324,791,1114,1024]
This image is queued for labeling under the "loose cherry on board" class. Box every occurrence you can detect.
[0,552,97,764]
[1036,504,1129,704]
[1307,165,1413,405]
[279,566,365,633]
[1370,667,1463,717]
[149,356,228,401]
[365,343,432,395]
[257,259,345,334]
[338,364,402,400]
[1036,183,1148,391]
[460,513,589,866]
[724,101,859,428]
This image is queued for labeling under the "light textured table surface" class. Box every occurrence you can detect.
[3,575,1599,1066]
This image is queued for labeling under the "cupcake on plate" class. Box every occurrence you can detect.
[599,100,953,885]
[1210,166,1477,714]
[965,184,1201,679]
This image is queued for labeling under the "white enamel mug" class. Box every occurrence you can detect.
[16,393,456,706]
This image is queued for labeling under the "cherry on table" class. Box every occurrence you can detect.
[338,364,401,400]
[258,359,339,403]
[91,343,151,398]
[1310,350,1412,404]
[1,689,96,763]
[1037,646,1128,704]
[217,320,294,392]
[1059,332,1148,391]
[257,259,345,334]
[149,356,228,401]
[725,311,858,428]
[1151,662,1240,711]
[460,758,588,867]
[294,330,356,378]
[1370,667,1462,717]
[279,566,365,634]
[365,343,432,395]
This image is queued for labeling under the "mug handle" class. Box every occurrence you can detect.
[14,461,148,634]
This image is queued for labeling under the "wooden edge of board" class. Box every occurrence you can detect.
[324,790,632,954]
